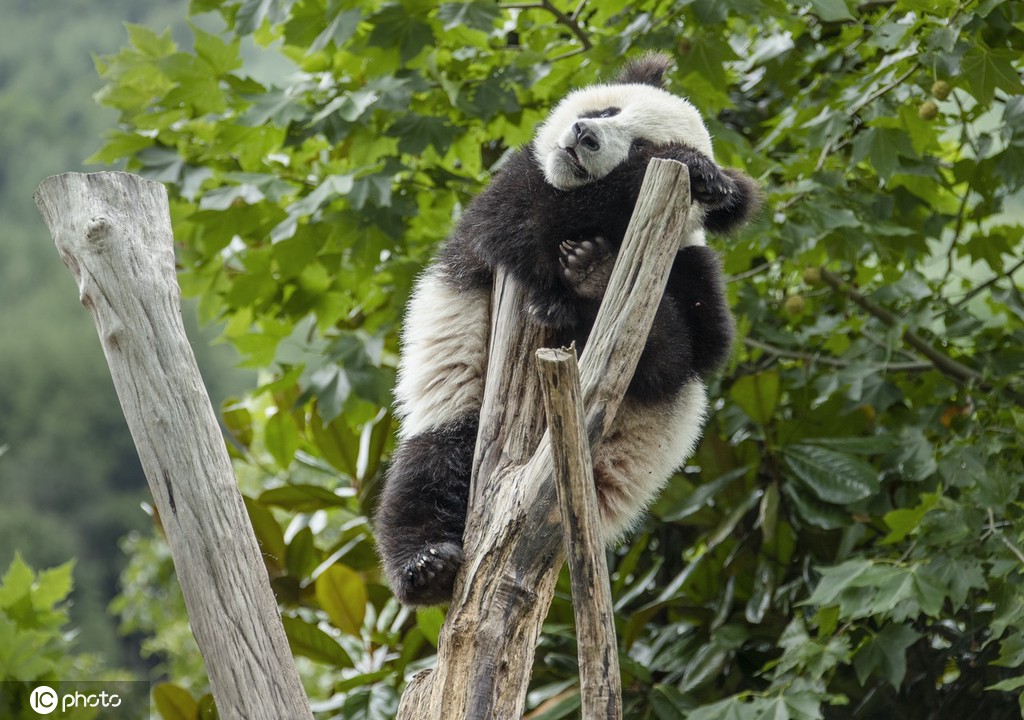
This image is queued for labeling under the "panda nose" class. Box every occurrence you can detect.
[573,122,600,151]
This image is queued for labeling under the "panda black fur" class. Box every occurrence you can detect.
[375,53,760,606]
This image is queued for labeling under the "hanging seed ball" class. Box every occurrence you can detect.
[918,100,939,120]
[802,267,823,286]
[931,80,952,100]
[783,294,806,315]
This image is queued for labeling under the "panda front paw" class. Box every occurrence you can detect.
[395,540,463,606]
[681,151,738,208]
[559,237,614,300]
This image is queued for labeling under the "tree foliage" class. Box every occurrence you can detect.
[94,0,1024,717]
[0,0,199,666]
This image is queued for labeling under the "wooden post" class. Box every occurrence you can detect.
[538,346,622,720]
[34,172,313,720]
[398,158,693,718]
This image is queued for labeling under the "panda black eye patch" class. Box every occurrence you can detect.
[579,106,621,119]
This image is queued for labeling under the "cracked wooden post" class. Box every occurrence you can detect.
[398,158,692,718]
[34,172,313,720]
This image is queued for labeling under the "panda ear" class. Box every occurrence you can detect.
[616,52,673,88]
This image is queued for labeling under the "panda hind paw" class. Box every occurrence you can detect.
[396,540,464,606]
[560,236,614,300]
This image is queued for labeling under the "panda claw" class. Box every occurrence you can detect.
[558,235,613,300]
[395,541,464,605]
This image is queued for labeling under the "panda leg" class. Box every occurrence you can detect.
[375,265,490,605]
[592,384,708,540]
[665,245,735,378]
[374,417,478,606]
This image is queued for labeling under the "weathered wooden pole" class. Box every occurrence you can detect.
[35,172,313,720]
[538,345,623,720]
[398,158,693,718]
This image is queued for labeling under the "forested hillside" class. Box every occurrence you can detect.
[0,0,247,665]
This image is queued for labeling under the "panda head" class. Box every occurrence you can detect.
[533,54,714,191]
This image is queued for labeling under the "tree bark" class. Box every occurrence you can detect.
[398,158,693,718]
[34,172,312,720]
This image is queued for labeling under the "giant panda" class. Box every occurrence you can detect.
[374,53,759,606]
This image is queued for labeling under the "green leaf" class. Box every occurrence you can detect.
[881,492,940,544]
[649,683,691,718]
[801,435,898,455]
[126,23,176,58]
[310,9,362,52]
[810,0,853,21]
[782,482,851,530]
[994,632,1024,668]
[678,32,739,89]
[851,127,915,180]
[197,694,218,720]
[783,444,879,504]
[853,622,921,688]
[32,561,75,609]
[241,87,308,127]
[389,115,459,155]
[658,467,748,522]
[153,683,198,720]
[243,496,286,566]
[730,371,780,426]
[437,2,501,32]
[987,675,1024,693]
[416,606,445,647]
[222,399,254,448]
[962,46,1024,106]
[259,484,353,511]
[0,553,35,608]
[264,410,299,469]
[87,130,154,165]
[315,564,367,636]
[191,23,241,75]
[281,614,353,666]
[310,413,359,476]
[285,527,318,578]
[805,558,875,607]
[368,4,434,63]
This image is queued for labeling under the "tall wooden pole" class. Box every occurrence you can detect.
[35,172,313,720]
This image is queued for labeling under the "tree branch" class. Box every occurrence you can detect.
[820,267,1024,408]
[743,336,932,372]
[501,0,592,54]
[954,256,1024,307]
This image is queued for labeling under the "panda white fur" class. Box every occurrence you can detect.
[375,53,759,606]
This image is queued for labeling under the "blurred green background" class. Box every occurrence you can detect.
[0,0,247,668]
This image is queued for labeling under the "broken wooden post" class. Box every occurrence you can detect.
[538,345,623,720]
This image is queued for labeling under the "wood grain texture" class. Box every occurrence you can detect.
[538,346,622,720]
[398,159,692,718]
[34,172,312,720]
